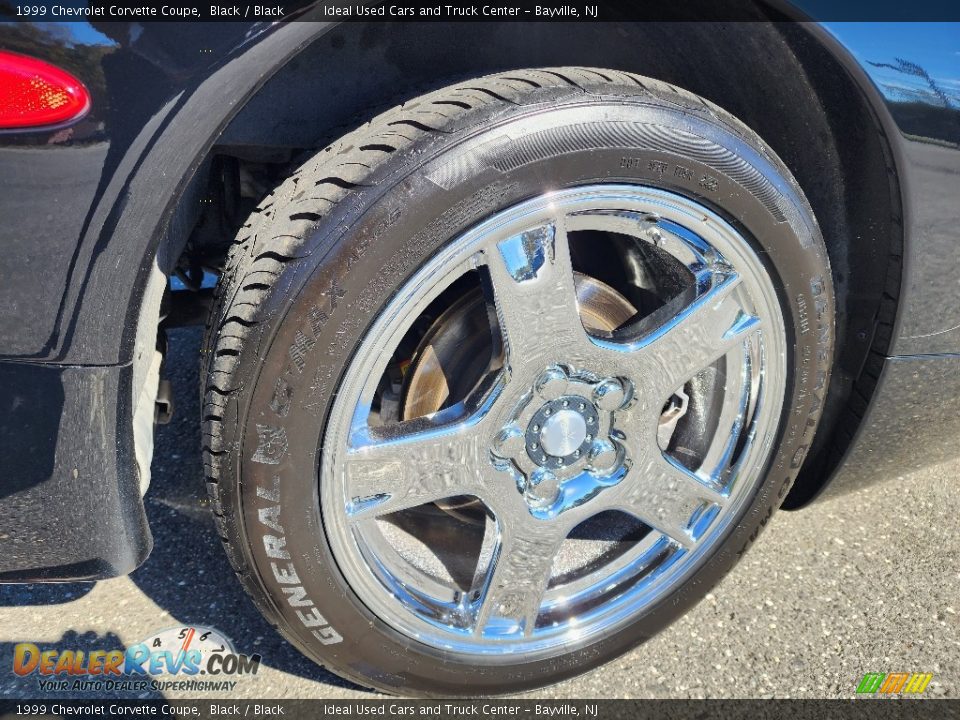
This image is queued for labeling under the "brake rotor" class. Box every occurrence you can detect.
[401,272,637,523]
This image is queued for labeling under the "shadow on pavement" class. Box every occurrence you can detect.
[0,583,94,606]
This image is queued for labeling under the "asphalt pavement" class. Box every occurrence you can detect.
[0,326,956,700]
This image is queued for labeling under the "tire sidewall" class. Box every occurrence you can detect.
[220,98,833,695]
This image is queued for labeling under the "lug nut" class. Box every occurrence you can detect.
[526,468,561,507]
[530,468,556,488]
[535,366,569,400]
[493,426,525,457]
[594,377,629,411]
[589,439,619,474]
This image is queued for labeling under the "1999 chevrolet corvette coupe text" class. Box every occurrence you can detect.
[1,9,958,696]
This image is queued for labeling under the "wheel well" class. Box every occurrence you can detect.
[171,19,902,508]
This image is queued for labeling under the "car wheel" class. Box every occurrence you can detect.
[201,67,833,696]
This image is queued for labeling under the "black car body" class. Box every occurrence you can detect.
[0,10,957,587]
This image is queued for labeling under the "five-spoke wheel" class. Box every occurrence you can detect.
[322,185,786,653]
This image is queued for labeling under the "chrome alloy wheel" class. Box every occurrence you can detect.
[321,185,787,658]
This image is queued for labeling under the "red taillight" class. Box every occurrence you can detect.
[0,50,91,130]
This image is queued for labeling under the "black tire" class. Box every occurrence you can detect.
[201,67,833,696]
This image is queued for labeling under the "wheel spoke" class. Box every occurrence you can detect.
[615,274,761,403]
[343,420,491,520]
[698,346,751,483]
[609,452,726,548]
[484,220,589,368]
[473,509,566,637]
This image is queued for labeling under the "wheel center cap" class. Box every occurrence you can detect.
[491,366,634,513]
[539,409,587,457]
[524,395,598,469]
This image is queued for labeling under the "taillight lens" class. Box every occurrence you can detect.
[0,50,91,130]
